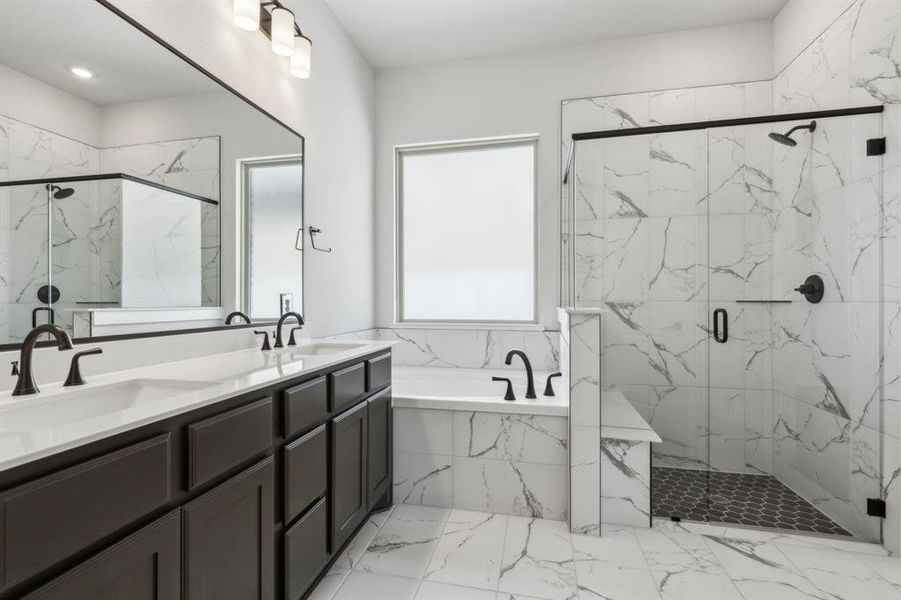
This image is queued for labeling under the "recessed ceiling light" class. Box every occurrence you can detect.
[68,66,94,79]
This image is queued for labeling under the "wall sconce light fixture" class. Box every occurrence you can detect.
[233,0,312,79]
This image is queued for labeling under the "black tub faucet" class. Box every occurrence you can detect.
[504,349,536,399]
[13,324,74,396]
[225,311,251,324]
[274,312,304,348]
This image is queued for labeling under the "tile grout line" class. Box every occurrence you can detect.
[409,506,453,599]
[324,505,397,600]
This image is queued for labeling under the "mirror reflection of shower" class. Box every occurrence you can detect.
[768,120,816,146]
[42,184,75,323]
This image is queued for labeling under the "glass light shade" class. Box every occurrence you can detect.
[233,0,259,31]
[270,7,295,56]
[290,36,312,79]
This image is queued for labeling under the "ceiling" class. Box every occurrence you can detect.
[324,0,788,69]
[0,0,218,107]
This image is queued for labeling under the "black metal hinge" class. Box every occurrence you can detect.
[867,498,886,518]
[867,137,886,156]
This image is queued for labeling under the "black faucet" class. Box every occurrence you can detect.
[504,349,536,399]
[225,311,251,325]
[274,312,304,348]
[13,324,74,396]
[64,348,103,386]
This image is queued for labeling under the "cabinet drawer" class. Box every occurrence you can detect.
[329,362,366,414]
[21,510,180,600]
[187,398,272,490]
[283,377,328,438]
[0,435,172,591]
[366,353,391,393]
[284,425,327,524]
[284,497,327,600]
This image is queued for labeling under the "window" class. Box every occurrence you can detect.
[396,137,537,323]
[242,157,304,319]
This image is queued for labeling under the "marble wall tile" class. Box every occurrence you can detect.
[393,451,453,507]
[394,407,453,455]
[451,411,567,465]
[376,328,559,371]
[451,457,567,520]
[600,438,652,527]
[883,434,900,555]
[570,425,601,535]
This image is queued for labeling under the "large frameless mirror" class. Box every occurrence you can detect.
[0,0,305,348]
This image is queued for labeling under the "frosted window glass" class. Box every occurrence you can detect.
[399,141,536,322]
[245,160,303,318]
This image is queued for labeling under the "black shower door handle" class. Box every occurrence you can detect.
[713,308,728,343]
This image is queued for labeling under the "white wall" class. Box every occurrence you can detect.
[772,0,854,74]
[107,0,376,337]
[0,64,101,146]
[374,20,773,328]
[100,90,302,312]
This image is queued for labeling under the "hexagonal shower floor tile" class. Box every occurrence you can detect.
[651,467,852,537]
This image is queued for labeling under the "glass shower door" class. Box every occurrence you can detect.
[705,113,885,540]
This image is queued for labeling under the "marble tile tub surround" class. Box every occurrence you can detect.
[392,406,568,520]
[376,327,560,371]
[561,0,901,549]
[309,504,899,600]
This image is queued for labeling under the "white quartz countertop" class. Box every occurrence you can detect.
[601,389,662,443]
[0,339,395,472]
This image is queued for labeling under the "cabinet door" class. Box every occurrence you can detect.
[183,457,274,600]
[22,511,180,600]
[330,400,368,551]
[284,498,327,600]
[367,388,392,510]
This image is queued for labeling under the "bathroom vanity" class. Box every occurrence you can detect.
[0,344,394,600]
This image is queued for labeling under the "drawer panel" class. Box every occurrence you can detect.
[284,498,327,600]
[187,398,272,490]
[366,353,391,393]
[21,511,180,600]
[0,435,172,590]
[329,362,366,414]
[283,376,328,438]
[284,425,327,524]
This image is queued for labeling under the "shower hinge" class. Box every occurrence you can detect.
[866,137,886,156]
[867,498,886,518]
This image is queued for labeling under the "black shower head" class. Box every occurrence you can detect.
[46,184,75,199]
[768,121,817,147]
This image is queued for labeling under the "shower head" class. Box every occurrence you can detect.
[45,184,74,199]
[768,121,817,147]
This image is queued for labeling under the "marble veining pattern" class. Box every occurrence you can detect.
[393,407,568,520]
[309,504,900,600]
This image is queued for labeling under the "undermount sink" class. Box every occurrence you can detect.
[292,341,368,355]
[0,378,213,432]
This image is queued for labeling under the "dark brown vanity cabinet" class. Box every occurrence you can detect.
[0,350,392,600]
[183,457,275,600]
[330,399,369,551]
[21,511,180,600]
[367,388,392,510]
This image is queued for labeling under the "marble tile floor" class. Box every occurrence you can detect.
[652,467,852,537]
[308,503,900,600]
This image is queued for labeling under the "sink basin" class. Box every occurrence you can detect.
[293,342,368,356]
[0,378,213,432]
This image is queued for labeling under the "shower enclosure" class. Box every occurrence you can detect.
[564,106,886,541]
[0,174,213,343]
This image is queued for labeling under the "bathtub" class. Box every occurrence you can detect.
[391,366,567,416]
